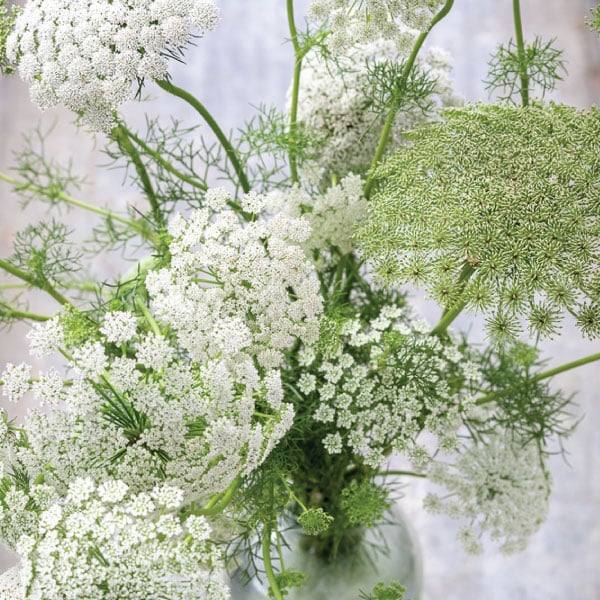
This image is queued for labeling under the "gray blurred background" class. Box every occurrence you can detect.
[0,1,599,598]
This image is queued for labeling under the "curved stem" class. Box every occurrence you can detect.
[431,262,475,336]
[287,0,302,183]
[363,0,455,199]
[512,0,529,106]
[120,125,208,191]
[0,258,71,306]
[377,469,427,479]
[263,522,284,600]
[191,476,242,517]
[155,79,251,194]
[112,125,163,227]
[476,352,600,406]
[0,304,51,322]
[0,172,157,244]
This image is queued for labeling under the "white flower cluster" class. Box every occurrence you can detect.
[0,566,22,600]
[424,436,551,554]
[4,197,324,500]
[0,362,31,403]
[146,191,323,370]
[308,0,446,53]
[304,303,480,469]
[296,39,460,180]
[266,174,367,266]
[3,478,229,600]
[6,0,219,130]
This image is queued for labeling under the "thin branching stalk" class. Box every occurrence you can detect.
[0,171,158,244]
[155,79,251,194]
[0,258,71,306]
[191,476,242,516]
[513,0,529,106]
[0,303,50,322]
[476,352,600,406]
[287,0,302,183]
[376,470,427,479]
[262,521,284,600]
[363,0,455,199]
[431,263,475,336]
[112,125,164,227]
[120,125,209,191]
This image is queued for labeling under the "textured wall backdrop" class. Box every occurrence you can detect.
[0,1,599,598]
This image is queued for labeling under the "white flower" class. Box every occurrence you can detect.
[0,565,25,600]
[135,332,174,370]
[7,0,220,131]
[308,0,446,52]
[297,372,317,394]
[294,38,460,180]
[71,341,109,378]
[323,432,343,454]
[241,190,267,213]
[9,478,229,600]
[100,310,138,344]
[152,484,184,509]
[98,479,129,503]
[27,316,64,358]
[1,362,31,402]
[205,187,230,211]
[428,435,552,554]
[66,477,96,506]
[31,368,64,407]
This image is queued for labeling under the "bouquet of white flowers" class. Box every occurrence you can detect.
[0,1,598,598]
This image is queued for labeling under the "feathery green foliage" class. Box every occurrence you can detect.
[357,102,600,342]
[485,36,566,102]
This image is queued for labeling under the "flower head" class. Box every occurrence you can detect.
[296,38,460,182]
[357,102,600,342]
[7,0,219,130]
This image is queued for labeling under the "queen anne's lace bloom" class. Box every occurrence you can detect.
[2,195,323,501]
[146,196,323,370]
[5,478,229,600]
[296,39,460,181]
[26,316,65,358]
[301,301,480,469]
[266,174,367,266]
[6,0,219,130]
[425,435,551,554]
[1,362,31,402]
[308,0,446,53]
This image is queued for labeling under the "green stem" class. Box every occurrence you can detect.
[512,0,529,106]
[287,0,302,184]
[275,529,286,572]
[0,258,71,306]
[112,125,164,227]
[155,79,251,194]
[281,476,308,511]
[377,469,427,479]
[191,476,242,516]
[0,303,50,322]
[120,126,209,191]
[430,302,466,336]
[431,262,475,336]
[0,172,157,244]
[363,0,455,199]
[135,298,162,337]
[263,522,284,600]
[476,352,600,406]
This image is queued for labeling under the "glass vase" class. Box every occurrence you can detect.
[229,505,423,600]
